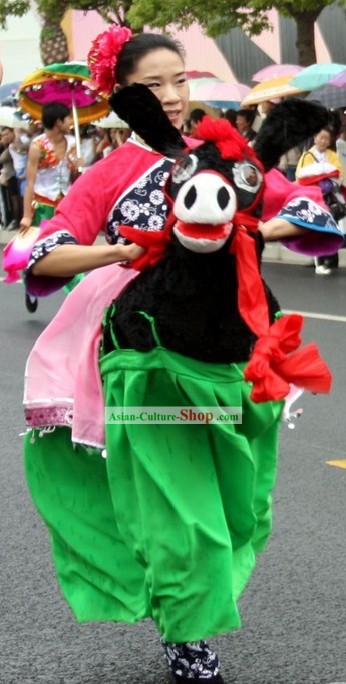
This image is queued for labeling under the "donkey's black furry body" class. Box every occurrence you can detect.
[103,234,279,363]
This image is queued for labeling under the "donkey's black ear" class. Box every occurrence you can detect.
[109,83,186,156]
[253,98,329,171]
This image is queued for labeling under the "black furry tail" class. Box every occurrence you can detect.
[253,98,329,171]
[109,83,186,156]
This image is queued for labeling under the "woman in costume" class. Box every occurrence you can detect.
[22,25,343,684]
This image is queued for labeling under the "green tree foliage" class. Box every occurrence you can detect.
[127,0,346,65]
[0,0,29,27]
[0,0,135,64]
[0,0,133,28]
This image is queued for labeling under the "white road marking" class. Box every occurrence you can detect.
[1,281,346,322]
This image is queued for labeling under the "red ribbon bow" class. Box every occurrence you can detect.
[228,213,331,401]
[243,314,332,402]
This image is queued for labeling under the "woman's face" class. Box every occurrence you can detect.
[125,48,189,130]
[314,129,331,152]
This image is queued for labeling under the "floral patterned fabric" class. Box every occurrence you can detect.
[26,230,78,275]
[105,157,172,244]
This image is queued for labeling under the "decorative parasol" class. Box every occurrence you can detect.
[19,61,109,157]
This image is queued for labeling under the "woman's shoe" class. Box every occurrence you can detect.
[25,293,38,313]
[315,264,331,275]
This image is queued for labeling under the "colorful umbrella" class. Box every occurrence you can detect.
[241,75,303,106]
[19,61,109,157]
[187,71,223,100]
[252,64,302,82]
[191,82,250,110]
[0,105,30,130]
[290,63,346,91]
[328,69,346,87]
[305,84,346,109]
[0,81,21,104]
[92,111,129,129]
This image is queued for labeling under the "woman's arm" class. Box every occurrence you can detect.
[31,241,145,276]
[259,218,308,242]
[20,142,40,229]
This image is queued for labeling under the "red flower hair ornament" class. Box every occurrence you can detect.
[87,23,132,97]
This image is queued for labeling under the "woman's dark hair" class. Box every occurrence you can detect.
[223,108,237,126]
[189,108,206,124]
[115,33,185,86]
[42,102,70,129]
[236,108,256,126]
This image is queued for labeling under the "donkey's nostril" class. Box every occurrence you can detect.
[184,185,197,209]
[217,186,230,211]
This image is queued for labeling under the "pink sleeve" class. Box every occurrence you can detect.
[262,168,327,221]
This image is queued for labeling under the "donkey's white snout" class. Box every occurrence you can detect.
[174,172,237,224]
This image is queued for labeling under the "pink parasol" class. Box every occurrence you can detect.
[328,69,346,87]
[187,71,223,100]
[191,81,250,109]
[252,64,303,82]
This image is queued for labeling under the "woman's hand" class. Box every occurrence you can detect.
[19,216,33,234]
[116,243,146,261]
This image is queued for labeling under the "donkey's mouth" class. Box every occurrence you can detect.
[173,220,233,253]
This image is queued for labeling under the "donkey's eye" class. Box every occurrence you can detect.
[171,154,198,184]
[232,162,263,193]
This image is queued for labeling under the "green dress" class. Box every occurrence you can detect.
[24,313,283,643]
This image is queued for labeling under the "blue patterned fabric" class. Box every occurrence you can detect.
[162,640,220,679]
[277,196,344,256]
[106,157,173,244]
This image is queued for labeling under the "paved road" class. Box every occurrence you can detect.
[1,263,346,684]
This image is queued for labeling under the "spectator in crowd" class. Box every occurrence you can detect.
[19,102,79,311]
[8,126,33,198]
[235,108,256,142]
[0,126,21,230]
[78,125,98,169]
[278,145,303,181]
[223,108,237,126]
[20,101,78,232]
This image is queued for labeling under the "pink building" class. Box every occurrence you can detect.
[1,6,346,86]
[63,7,346,84]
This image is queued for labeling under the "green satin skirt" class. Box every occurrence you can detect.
[24,347,283,642]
